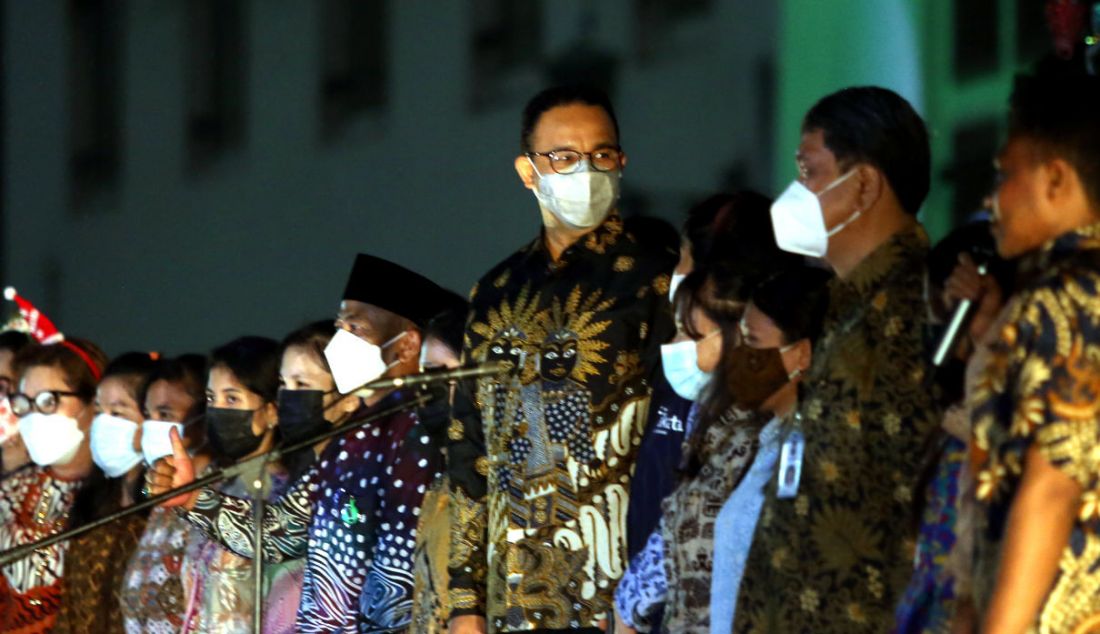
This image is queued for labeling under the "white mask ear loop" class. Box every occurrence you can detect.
[817,169,861,237]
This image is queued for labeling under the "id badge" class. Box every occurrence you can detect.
[776,429,804,499]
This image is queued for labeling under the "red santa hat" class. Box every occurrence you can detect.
[3,286,101,380]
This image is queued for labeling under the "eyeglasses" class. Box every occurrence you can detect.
[10,391,85,417]
[525,148,623,175]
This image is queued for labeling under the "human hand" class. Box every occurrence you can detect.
[146,427,198,509]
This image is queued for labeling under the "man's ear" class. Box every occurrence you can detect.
[796,339,812,373]
[515,155,537,191]
[396,329,423,366]
[1042,157,1077,208]
[855,164,885,214]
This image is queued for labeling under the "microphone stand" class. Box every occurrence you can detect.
[0,394,431,631]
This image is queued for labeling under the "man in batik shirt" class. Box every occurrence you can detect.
[970,59,1100,633]
[446,85,676,634]
[733,87,940,632]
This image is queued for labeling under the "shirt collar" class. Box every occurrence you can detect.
[1043,220,1100,257]
[526,210,625,266]
[832,223,929,303]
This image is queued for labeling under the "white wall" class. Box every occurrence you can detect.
[2,0,777,355]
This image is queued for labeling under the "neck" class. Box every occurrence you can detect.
[764,381,799,419]
[826,205,915,279]
[120,465,142,507]
[540,207,596,262]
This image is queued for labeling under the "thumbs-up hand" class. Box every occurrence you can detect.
[146,426,199,510]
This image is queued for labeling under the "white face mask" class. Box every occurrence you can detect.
[668,272,687,303]
[770,170,857,257]
[18,413,86,467]
[90,414,142,477]
[141,419,185,465]
[660,333,717,401]
[324,328,407,395]
[530,159,621,230]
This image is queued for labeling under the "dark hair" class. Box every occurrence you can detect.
[209,336,281,403]
[1008,56,1100,209]
[13,337,107,399]
[682,190,802,295]
[424,303,471,358]
[142,354,208,420]
[281,320,337,375]
[520,84,620,153]
[101,352,159,403]
[803,86,931,216]
[673,270,747,477]
[750,267,833,346]
[0,330,32,355]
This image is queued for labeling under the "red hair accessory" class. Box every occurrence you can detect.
[3,287,102,381]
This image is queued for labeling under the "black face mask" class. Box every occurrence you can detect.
[277,389,331,446]
[205,407,264,461]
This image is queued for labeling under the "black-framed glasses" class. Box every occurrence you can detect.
[10,391,85,417]
[525,147,623,175]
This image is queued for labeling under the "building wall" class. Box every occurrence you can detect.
[2,0,778,355]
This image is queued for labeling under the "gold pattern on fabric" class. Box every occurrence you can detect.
[970,222,1100,631]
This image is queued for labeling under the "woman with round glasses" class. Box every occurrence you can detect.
[0,337,108,634]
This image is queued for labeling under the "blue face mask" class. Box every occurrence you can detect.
[660,331,718,401]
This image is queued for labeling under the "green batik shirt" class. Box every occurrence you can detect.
[733,225,940,633]
[446,212,676,632]
[970,222,1100,633]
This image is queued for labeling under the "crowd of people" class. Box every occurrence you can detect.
[0,51,1098,634]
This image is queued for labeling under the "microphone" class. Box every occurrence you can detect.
[356,361,512,391]
[932,261,989,367]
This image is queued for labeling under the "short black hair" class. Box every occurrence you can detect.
[209,336,281,403]
[750,267,834,345]
[102,351,160,403]
[1008,56,1100,210]
[803,86,931,216]
[142,354,207,420]
[0,330,32,355]
[424,302,471,358]
[520,84,620,153]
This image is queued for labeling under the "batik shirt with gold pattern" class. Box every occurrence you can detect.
[446,212,676,632]
[733,226,939,633]
[970,222,1100,633]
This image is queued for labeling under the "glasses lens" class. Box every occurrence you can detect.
[10,394,30,417]
[591,149,621,172]
[36,391,60,415]
[548,151,581,174]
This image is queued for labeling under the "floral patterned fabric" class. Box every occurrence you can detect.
[970,222,1100,632]
[121,506,193,633]
[733,226,940,633]
[446,212,677,632]
[0,466,83,634]
[53,512,148,634]
[614,528,668,631]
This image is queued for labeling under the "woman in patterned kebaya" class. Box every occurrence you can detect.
[179,336,305,634]
[121,354,209,633]
[0,335,108,634]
